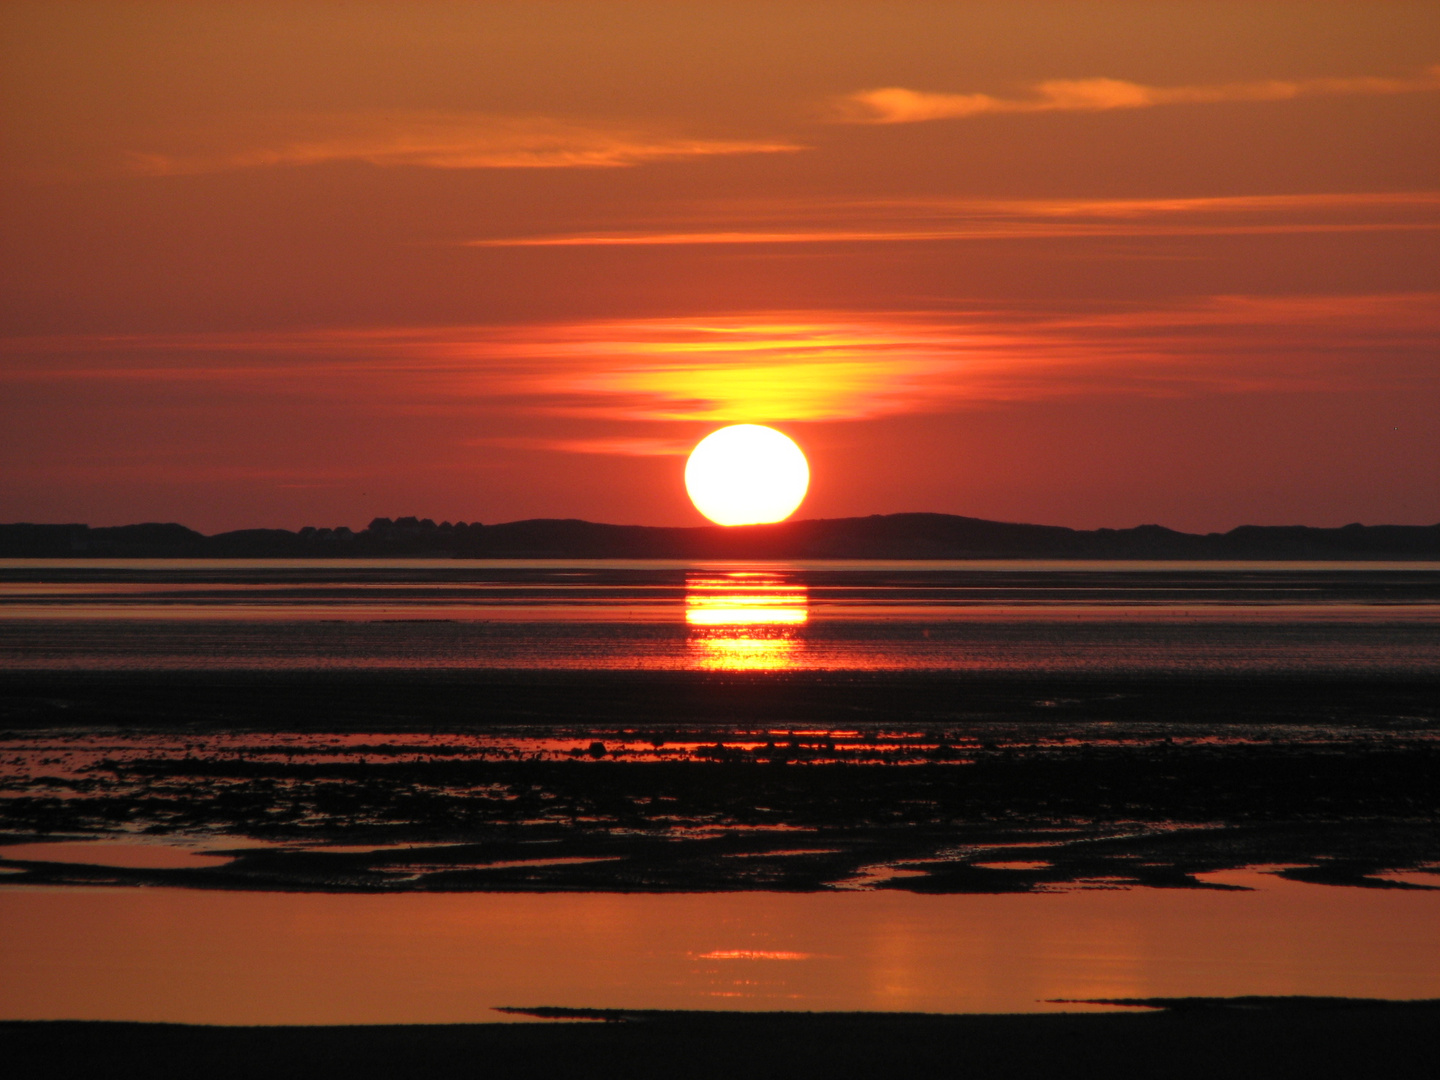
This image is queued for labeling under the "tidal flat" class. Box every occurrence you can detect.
[3,562,1438,1031]
[2,672,1437,894]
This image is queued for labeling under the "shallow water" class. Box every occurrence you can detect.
[2,560,1437,673]
[2,872,1437,1024]
[0,839,270,870]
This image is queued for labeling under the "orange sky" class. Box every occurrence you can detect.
[2,1,1437,532]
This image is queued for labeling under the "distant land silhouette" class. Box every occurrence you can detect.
[2,514,1438,559]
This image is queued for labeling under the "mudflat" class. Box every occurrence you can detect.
[3,671,1437,893]
[6,999,1440,1080]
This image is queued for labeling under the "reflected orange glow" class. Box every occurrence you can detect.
[688,632,801,672]
[3,875,1438,1024]
[685,574,809,626]
[686,573,807,671]
[0,842,233,871]
[696,951,812,961]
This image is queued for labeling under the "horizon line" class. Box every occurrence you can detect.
[5,513,1438,538]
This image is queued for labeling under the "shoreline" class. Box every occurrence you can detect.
[7,999,1440,1079]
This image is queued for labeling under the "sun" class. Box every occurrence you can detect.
[685,424,810,526]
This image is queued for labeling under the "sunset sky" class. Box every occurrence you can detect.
[2,1,1437,533]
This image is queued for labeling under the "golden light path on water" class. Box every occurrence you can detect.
[3,561,1439,675]
[685,573,807,671]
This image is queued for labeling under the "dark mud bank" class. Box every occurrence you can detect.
[7,998,1440,1080]
[3,672,1437,894]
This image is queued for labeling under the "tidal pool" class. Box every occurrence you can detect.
[2,870,1437,1025]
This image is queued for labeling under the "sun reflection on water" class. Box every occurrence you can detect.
[685,573,807,671]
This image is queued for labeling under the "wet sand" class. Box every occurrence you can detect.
[3,671,1437,893]
[7,999,1440,1080]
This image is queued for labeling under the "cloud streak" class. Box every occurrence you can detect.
[839,65,1440,123]
[466,191,1440,247]
[128,112,805,175]
[465,436,692,457]
[468,221,1439,247]
[5,295,1436,432]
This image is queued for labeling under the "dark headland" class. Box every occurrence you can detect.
[3,513,1438,559]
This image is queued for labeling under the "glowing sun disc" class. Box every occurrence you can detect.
[685,424,809,526]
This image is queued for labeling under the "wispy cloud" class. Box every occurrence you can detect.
[466,436,691,457]
[466,191,1440,247]
[127,112,805,175]
[838,65,1440,123]
[467,221,1439,247]
[5,295,1435,432]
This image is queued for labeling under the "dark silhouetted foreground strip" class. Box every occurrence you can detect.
[6,999,1439,1080]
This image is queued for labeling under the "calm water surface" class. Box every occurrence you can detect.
[2,559,1437,673]
[3,872,1438,1023]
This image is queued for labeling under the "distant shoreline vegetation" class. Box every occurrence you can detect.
[2,514,1438,560]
